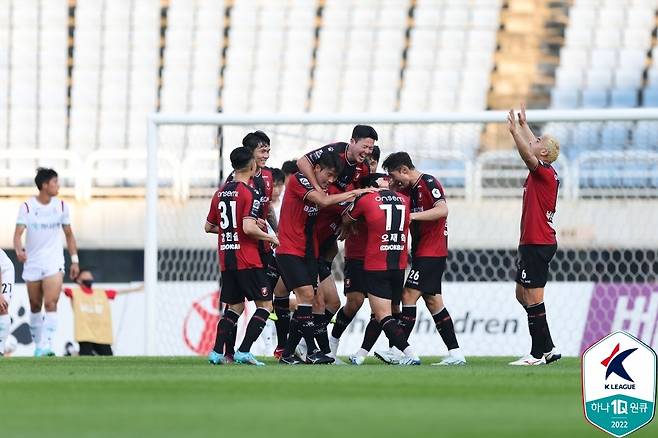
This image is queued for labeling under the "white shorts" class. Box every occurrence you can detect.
[21,264,64,282]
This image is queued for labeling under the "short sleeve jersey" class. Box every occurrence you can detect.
[401,174,448,258]
[304,142,370,192]
[16,197,70,269]
[276,173,319,259]
[520,161,559,245]
[206,181,262,271]
[345,190,410,271]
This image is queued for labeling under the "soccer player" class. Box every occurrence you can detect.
[63,268,143,356]
[507,104,561,366]
[379,152,466,366]
[14,168,80,356]
[222,131,278,361]
[276,151,371,364]
[0,249,15,356]
[206,147,280,366]
[294,126,378,356]
[342,189,421,366]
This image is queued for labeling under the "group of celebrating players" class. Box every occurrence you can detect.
[205,104,563,367]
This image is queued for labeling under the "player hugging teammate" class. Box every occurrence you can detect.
[206,112,561,367]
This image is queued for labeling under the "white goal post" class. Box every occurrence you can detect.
[144,108,658,356]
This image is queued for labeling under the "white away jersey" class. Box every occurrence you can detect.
[16,197,70,269]
[0,249,14,284]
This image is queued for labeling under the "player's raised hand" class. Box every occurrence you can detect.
[15,247,27,263]
[518,102,527,126]
[269,235,280,248]
[507,109,518,134]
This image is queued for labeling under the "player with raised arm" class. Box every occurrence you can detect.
[276,151,371,365]
[377,152,466,366]
[0,249,15,356]
[507,104,561,366]
[294,126,377,358]
[342,189,420,366]
[206,147,280,366]
[14,168,80,356]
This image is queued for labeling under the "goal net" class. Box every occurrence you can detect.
[145,109,658,357]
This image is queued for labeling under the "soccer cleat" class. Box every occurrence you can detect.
[398,356,421,366]
[544,348,562,364]
[349,354,365,365]
[208,351,226,365]
[306,351,335,365]
[234,351,265,366]
[34,348,43,357]
[224,354,235,364]
[273,346,285,360]
[332,356,346,365]
[279,355,303,365]
[509,354,546,366]
[374,348,403,365]
[431,355,467,366]
[40,349,55,357]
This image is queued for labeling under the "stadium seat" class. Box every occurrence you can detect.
[550,89,579,109]
[586,70,613,90]
[582,89,608,108]
[642,88,658,107]
[610,89,639,108]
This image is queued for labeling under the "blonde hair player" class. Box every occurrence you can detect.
[0,249,15,356]
[13,168,80,357]
[507,104,561,366]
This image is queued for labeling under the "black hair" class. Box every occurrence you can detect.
[371,145,381,162]
[314,151,343,174]
[230,146,255,171]
[271,168,285,185]
[242,131,270,151]
[281,159,299,176]
[35,167,58,190]
[351,125,378,142]
[382,152,415,172]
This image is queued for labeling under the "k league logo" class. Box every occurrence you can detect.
[582,331,657,437]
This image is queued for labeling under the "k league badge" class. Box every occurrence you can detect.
[582,331,657,437]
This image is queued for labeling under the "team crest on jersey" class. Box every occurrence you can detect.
[432,188,441,199]
[261,287,269,296]
[345,278,351,288]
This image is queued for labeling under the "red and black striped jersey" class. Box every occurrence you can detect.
[345,190,410,271]
[344,220,367,261]
[315,185,350,255]
[304,142,370,192]
[400,173,448,258]
[225,167,274,221]
[206,181,262,271]
[520,161,559,245]
[276,172,319,259]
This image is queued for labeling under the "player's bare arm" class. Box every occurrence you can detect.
[63,224,80,279]
[13,224,27,263]
[409,200,448,222]
[297,156,324,192]
[243,217,280,247]
[516,103,538,145]
[307,188,358,209]
[0,270,6,313]
[204,221,219,234]
[508,108,539,171]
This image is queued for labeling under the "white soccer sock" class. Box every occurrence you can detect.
[356,348,369,358]
[403,345,419,360]
[41,311,58,351]
[449,347,464,358]
[0,314,10,354]
[29,312,43,347]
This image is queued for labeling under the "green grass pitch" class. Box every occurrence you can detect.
[1,356,656,438]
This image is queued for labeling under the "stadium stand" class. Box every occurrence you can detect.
[0,0,657,198]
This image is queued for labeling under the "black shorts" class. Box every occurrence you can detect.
[515,244,557,289]
[263,251,280,290]
[343,259,367,295]
[276,254,319,291]
[318,259,333,282]
[405,256,446,295]
[220,268,272,304]
[363,269,405,304]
